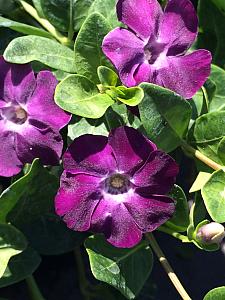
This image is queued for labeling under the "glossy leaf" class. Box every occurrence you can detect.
[194,111,225,165]
[85,235,153,299]
[0,224,27,279]
[4,35,76,73]
[116,86,144,107]
[74,13,112,83]
[88,0,119,28]
[67,103,141,141]
[139,83,192,152]
[74,0,94,31]
[202,169,225,223]
[204,287,225,300]
[20,214,87,255]
[165,185,189,232]
[0,159,58,225]
[40,0,71,32]
[0,247,41,288]
[189,172,212,193]
[98,66,118,87]
[55,74,114,118]
[209,64,225,112]
[0,16,52,38]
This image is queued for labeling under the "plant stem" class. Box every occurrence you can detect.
[157,226,190,243]
[146,233,192,300]
[68,0,74,41]
[74,246,91,300]
[18,0,72,46]
[26,275,46,300]
[181,141,223,171]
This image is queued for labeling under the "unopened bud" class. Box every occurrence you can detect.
[197,222,225,245]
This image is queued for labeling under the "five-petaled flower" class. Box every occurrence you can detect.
[55,126,179,248]
[0,57,71,177]
[102,0,212,99]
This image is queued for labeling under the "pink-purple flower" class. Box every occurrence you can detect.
[102,0,212,99]
[55,126,179,248]
[0,57,71,177]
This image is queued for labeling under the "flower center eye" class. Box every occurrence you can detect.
[104,174,130,195]
[144,40,166,64]
[1,105,28,125]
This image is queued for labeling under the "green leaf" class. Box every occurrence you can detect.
[55,74,114,118]
[197,0,225,67]
[189,172,212,193]
[85,235,153,299]
[0,0,17,14]
[139,83,192,152]
[0,16,52,38]
[98,66,118,86]
[74,13,112,83]
[74,0,93,31]
[67,103,141,141]
[40,0,71,32]
[0,159,58,225]
[88,0,120,28]
[32,0,45,18]
[4,35,76,73]
[116,86,144,106]
[202,169,225,223]
[209,64,225,111]
[194,111,225,165]
[0,247,41,288]
[20,214,87,255]
[204,287,225,300]
[0,224,27,278]
[165,185,189,232]
[218,137,225,164]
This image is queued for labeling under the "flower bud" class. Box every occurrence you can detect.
[197,222,225,245]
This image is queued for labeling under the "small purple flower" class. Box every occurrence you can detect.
[102,0,212,99]
[55,126,179,248]
[0,57,71,177]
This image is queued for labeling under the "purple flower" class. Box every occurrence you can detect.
[55,126,179,248]
[0,57,71,177]
[102,0,212,99]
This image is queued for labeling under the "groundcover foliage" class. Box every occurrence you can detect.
[0,0,225,299]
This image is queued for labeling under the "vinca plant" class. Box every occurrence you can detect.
[0,0,225,299]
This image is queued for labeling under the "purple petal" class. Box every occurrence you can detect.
[124,192,175,232]
[0,99,7,108]
[157,50,212,98]
[55,172,101,231]
[63,135,117,175]
[15,119,63,165]
[27,71,71,130]
[117,0,163,40]
[108,126,157,174]
[133,150,179,194]
[0,130,23,177]
[0,57,36,104]
[132,63,153,86]
[102,28,145,87]
[91,196,142,248]
[158,0,198,56]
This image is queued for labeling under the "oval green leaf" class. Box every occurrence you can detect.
[0,224,27,278]
[4,35,76,73]
[139,83,192,152]
[85,235,153,300]
[74,13,112,83]
[202,169,225,223]
[55,74,114,118]
[204,287,225,300]
[194,111,225,165]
